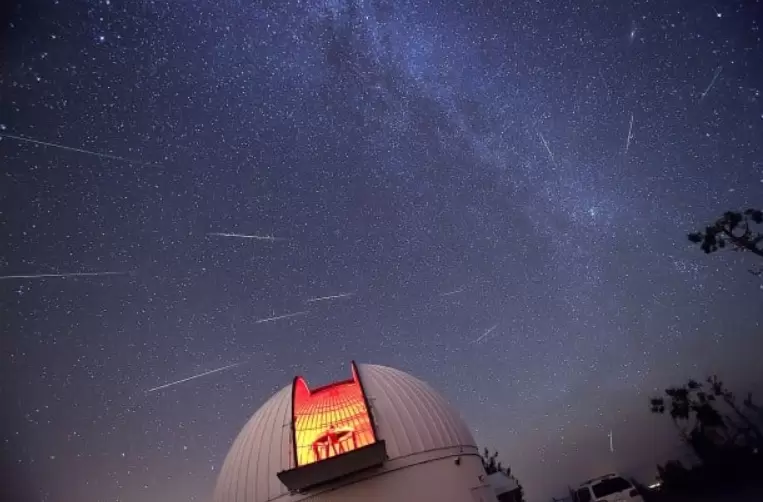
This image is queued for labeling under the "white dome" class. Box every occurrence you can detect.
[213,363,478,502]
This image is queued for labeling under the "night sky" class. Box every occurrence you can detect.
[1,0,762,501]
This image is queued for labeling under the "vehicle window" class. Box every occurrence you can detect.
[591,477,632,498]
[576,488,593,502]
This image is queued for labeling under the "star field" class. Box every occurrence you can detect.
[1,1,762,501]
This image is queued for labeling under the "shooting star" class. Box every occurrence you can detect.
[608,429,614,453]
[0,133,159,166]
[624,113,634,156]
[255,311,309,324]
[207,232,285,241]
[0,271,130,281]
[305,292,355,303]
[440,287,466,297]
[700,66,722,101]
[146,362,242,393]
[471,323,499,344]
[538,132,558,168]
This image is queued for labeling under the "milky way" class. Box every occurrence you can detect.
[1,1,762,501]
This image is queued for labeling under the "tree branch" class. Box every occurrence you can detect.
[722,228,763,258]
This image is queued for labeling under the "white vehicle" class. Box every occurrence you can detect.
[573,474,644,502]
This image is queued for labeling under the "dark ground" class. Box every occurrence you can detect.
[653,486,762,502]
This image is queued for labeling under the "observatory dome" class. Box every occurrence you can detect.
[213,362,496,502]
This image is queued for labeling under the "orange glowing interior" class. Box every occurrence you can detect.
[292,366,376,466]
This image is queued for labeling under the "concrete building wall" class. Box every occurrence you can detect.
[298,453,496,502]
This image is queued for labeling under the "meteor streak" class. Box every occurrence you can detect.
[538,131,558,168]
[146,362,242,393]
[207,232,285,241]
[471,324,499,344]
[305,292,355,303]
[0,271,130,281]
[0,133,159,165]
[254,311,308,324]
[700,66,722,101]
[624,113,634,156]
[440,287,465,297]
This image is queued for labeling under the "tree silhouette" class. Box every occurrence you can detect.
[480,448,526,502]
[744,392,763,420]
[650,379,727,457]
[515,480,526,502]
[707,375,763,447]
[651,376,763,459]
[481,447,508,475]
[651,376,763,495]
[688,208,763,275]
[651,380,723,427]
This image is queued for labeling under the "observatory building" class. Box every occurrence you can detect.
[213,362,497,502]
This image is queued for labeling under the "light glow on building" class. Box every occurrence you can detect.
[292,366,376,466]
